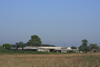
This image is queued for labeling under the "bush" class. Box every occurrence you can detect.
[3,44,11,49]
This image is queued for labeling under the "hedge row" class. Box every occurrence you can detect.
[0,49,76,54]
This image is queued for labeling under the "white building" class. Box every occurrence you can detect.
[22,46,79,52]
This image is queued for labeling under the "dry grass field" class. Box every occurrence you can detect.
[0,53,100,67]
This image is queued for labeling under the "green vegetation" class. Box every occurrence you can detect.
[71,46,77,49]
[10,35,55,49]
[89,44,99,50]
[1,35,100,53]
[0,49,76,55]
[0,45,2,49]
[3,43,11,49]
[27,35,42,46]
[0,35,100,67]
[81,55,100,67]
[79,39,90,52]
[78,39,100,53]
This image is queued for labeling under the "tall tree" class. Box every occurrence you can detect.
[79,39,90,52]
[27,35,42,46]
[81,39,88,48]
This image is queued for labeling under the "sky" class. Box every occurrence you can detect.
[0,0,100,47]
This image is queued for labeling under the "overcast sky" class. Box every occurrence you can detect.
[0,0,100,47]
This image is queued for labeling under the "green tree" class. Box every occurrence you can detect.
[27,35,42,46]
[98,46,100,50]
[71,46,77,49]
[79,45,84,51]
[79,39,90,52]
[3,44,11,49]
[89,44,98,50]
[16,42,25,50]
[82,39,88,48]
[0,45,2,49]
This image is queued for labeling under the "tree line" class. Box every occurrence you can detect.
[0,35,100,53]
[0,35,55,50]
[78,39,100,52]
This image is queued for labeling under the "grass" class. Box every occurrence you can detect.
[0,53,100,67]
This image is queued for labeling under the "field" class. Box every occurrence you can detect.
[0,53,100,67]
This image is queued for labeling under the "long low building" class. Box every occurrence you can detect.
[11,46,79,52]
[13,46,78,52]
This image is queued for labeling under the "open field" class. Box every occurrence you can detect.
[0,53,100,67]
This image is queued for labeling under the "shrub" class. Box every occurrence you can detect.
[3,44,11,49]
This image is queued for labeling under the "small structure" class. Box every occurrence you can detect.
[11,47,16,50]
[37,48,47,52]
[92,49,99,53]
[23,46,38,51]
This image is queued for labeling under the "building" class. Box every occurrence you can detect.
[11,46,79,52]
[22,46,79,52]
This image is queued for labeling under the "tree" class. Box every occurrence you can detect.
[98,46,100,50]
[27,35,42,46]
[0,45,2,49]
[89,44,98,50]
[16,42,25,50]
[3,43,11,49]
[81,39,88,48]
[71,46,77,49]
[79,39,90,52]
[79,45,84,51]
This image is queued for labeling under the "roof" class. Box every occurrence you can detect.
[23,46,70,50]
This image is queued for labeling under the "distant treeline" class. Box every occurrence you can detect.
[0,35,100,53]
[11,35,56,48]
[0,49,75,54]
[11,43,55,48]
